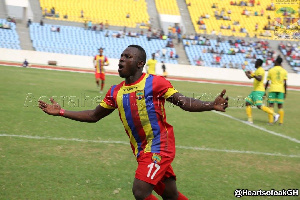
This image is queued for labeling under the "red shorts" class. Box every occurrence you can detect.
[95,73,105,80]
[135,152,176,186]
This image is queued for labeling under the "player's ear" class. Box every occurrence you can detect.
[137,60,145,69]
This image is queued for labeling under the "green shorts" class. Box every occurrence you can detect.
[245,91,265,106]
[268,92,284,104]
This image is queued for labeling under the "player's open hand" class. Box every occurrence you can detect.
[38,97,61,116]
[213,89,229,112]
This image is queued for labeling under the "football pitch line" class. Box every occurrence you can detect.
[213,111,300,144]
[0,134,299,158]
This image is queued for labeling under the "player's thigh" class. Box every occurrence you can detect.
[132,178,154,199]
[161,177,179,199]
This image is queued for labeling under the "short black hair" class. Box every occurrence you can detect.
[256,59,263,66]
[128,45,146,63]
[275,56,282,64]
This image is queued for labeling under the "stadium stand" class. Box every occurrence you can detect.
[279,42,300,74]
[183,36,277,71]
[186,0,298,39]
[155,0,180,15]
[0,18,21,50]
[39,0,150,28]
[29,23,178,64]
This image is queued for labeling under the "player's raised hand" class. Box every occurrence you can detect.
[38,97,61,116]
[213,89,229,112]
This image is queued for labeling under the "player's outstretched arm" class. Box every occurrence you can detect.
[167,89,229,112]
[38,97,114,122]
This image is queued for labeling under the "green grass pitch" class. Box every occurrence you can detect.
[0,65,299,199]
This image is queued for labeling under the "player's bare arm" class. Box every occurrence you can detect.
[167,89,229,112]
[39,97,114,122]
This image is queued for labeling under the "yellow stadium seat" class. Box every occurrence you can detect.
[40,0,150,28]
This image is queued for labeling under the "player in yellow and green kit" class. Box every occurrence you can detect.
[146,53,157,75]
[265,56,287,125]
[243,59,279,124]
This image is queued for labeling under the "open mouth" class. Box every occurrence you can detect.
[118,64,124,72]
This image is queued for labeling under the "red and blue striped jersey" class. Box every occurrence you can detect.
[100,73,178,158]
[94,55,108,74]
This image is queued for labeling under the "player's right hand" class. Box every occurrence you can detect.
[38,97,61,116]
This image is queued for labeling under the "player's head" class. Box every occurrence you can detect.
[152,53,155,59]
[98,48,104,55]
[255,59,263,68]
[274,56,283,66]
[118,45,146,78]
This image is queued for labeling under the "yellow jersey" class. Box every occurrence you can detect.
[146,59,157,75]
[267,65,288,93]
[253,67,265,92]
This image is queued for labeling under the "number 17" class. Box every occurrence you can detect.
[147,163,160,179]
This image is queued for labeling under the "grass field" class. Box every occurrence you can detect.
[0,65,299,200]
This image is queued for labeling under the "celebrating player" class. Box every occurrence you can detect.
[94,47,109,93]
[243,59,279,124]
[265,56,288,125]
[39,45,229,200]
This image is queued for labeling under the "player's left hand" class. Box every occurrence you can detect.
[213,89,229,112]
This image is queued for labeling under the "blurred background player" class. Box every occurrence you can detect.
[243,59,279,124]
[146,53,157,75]
[161,61,167,77]
[265,56,288,125]
[93,47,109,93]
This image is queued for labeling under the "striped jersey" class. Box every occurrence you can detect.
[100,73,178,158]
[94,55,108,74]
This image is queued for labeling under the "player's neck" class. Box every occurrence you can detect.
[125,71,144,85]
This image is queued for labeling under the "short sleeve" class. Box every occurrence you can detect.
[152,76,178,99]
[284,70,288,80]
[99,85,117,109]
[256,68,264,77]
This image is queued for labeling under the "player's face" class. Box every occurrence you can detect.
[118,47,140,78]
[99,49,103,55]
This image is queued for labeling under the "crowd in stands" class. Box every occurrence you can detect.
[183,31,278,71]
[279,42,300,73]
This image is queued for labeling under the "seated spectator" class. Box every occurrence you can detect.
[51,26,56,32]
[170,50,174,58]
[254,11,258,16]
[205,13,210,19]
[212,3,217,8]
[64,14,68,19]
[126,13,130,18]
[227,24,231,29]
[22,59,29,67]
[56,26,60,32]
[227,9,232,14]
[184,40,190,47]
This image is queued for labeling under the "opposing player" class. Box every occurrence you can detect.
[146,53,157,75]
[265,56,287,125]
[39,45,229,200]
[94,47,109,93]
[243,59,279,124]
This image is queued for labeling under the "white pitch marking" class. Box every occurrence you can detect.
[213,111,300,144]
[0,134,299,158]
